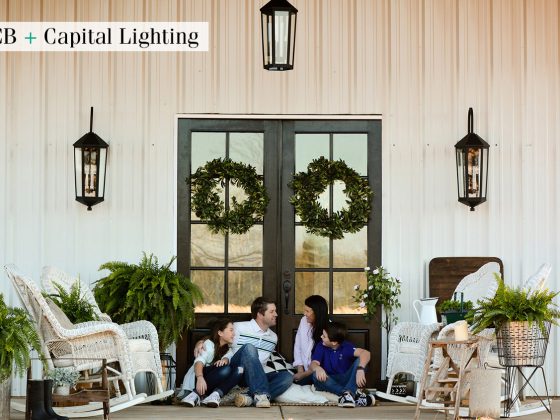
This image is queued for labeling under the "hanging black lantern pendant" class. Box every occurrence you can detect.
[455,108,490,211]
[73,107,109,211]
[260,0,298,71]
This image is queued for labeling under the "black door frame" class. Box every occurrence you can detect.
[176,116,382,387]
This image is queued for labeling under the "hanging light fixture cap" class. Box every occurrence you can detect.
[260,0,298,14]
[73,107,109,149]
[455,108,490,150]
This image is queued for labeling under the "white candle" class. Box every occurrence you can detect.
[454,320,469,341]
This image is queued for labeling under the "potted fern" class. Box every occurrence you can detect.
[0,293,43,418]
[93,253,203,351]
[44,281,99,324]
[467,274,560,366]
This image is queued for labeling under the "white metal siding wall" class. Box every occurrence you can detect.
[1,0,559,395]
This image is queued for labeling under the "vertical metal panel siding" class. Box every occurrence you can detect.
[1,0,559,395]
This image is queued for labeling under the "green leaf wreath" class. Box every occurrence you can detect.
[289,157,373,240]
[188,158,270,235]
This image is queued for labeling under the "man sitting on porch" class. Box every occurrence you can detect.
[230,297,293,408]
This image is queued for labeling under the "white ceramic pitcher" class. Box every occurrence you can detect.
[412,297,439,324]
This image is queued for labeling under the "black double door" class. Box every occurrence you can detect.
[177,118,382,387]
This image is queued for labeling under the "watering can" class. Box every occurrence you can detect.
[412,297,439,324]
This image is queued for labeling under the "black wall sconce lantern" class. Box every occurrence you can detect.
[260,0,298,71]
[73,107,109,211]
[455,108,490,211]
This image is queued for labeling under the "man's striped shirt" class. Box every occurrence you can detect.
[233,319,277,365]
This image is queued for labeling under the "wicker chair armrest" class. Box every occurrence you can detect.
[120,320,161,353]
[57,321,130,342]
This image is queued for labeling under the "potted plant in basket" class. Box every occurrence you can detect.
[467,274,560,366]
[46,367,80,395]
[439,295,473,325]
[0,293,43,418]
[93,253,203,351]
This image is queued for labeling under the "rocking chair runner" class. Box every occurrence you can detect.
[4,264,172,417]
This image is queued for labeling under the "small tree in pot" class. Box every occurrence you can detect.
[93,253,203,351]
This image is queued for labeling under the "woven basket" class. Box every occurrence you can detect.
[496,321,550,367]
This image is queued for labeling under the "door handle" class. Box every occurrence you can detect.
[282,271,292,314]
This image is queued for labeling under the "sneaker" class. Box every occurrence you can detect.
[254,394,271,408]
[234,393,253,407]
[338,391,355,408]
[202,391,221,408]
[181,391,200,407]
[355,390,375,407]
[175,389,188,401]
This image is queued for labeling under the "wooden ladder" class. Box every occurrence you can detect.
[414,337,480,420]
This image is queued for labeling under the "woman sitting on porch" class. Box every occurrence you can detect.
[180,318,242,408]
[292,295,329,385]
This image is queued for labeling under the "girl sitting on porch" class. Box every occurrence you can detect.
[292,295,329,385]
[180,318,242,408]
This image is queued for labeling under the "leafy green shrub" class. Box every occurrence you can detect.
[45,281,99,324]
[93,253,203,351]
[353,266,401,330]
[0,294,43,381]
[46,367,80,387]
[467,274,560,334]
[439,299,473,313]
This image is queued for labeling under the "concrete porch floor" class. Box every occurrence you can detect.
[10,399,558,419]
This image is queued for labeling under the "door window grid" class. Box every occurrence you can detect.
[293,133,368,315]
[190,131,264,313]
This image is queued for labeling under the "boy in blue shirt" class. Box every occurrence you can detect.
[310,322,372,408]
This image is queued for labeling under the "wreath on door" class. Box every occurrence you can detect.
[188,158,269,235]
[289,157,373,240]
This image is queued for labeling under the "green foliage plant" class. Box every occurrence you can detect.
[439,299,474,313]
[93,253,203,351]
[353,266,401,331]
[44,281,99,324]
[289,157,373,240]
[0,293,43,381]
[46,367,80,387]
[188,158,269,235]
[467,273,560,335]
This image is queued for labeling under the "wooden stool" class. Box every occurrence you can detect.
[414,337,481,420]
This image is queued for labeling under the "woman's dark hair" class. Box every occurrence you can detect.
[209,318,233,363]
[304,295,329,345]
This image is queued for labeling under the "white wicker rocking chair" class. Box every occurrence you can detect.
[40,265,171,404]
[376,322,441,403]
[5,264,172,418]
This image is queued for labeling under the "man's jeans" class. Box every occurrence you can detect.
[230,344,293,399]
[312,358,360,396]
